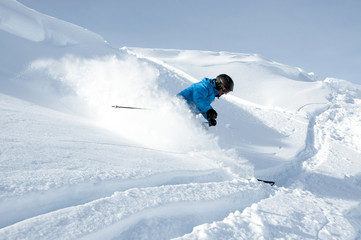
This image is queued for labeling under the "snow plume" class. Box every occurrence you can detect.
[25,54,220,152]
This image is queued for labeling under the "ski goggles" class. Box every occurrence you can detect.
[222,88,231,94]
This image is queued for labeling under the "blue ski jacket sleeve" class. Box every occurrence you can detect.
[177,78,219,120]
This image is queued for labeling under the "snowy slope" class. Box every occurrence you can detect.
[1,1,361,239]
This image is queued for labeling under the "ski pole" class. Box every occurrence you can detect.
[112,105,150,110]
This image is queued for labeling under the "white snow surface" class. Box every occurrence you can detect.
[1,1,361,239]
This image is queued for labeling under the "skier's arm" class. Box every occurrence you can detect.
[193,86,213,120]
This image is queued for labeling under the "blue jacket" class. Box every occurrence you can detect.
[178,78,219,120]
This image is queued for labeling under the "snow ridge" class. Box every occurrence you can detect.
[0,0,104,45]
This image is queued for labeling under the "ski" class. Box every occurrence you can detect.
[257,179,275,186]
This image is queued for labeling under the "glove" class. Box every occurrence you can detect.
[206,109,217,120]
[208,119,217,126]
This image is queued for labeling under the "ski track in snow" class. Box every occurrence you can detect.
[0,180,271,240]
[1,1,361,239]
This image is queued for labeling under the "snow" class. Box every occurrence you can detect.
[177,189,357,240]
[0,0,360,239]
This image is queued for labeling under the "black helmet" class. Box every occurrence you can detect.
[215,74,234,91]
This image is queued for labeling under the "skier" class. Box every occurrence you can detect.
[178,74,234,126]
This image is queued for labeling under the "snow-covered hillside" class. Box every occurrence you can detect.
[1,1,360,239]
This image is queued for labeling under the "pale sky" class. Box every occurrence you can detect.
[19,0,361,84]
